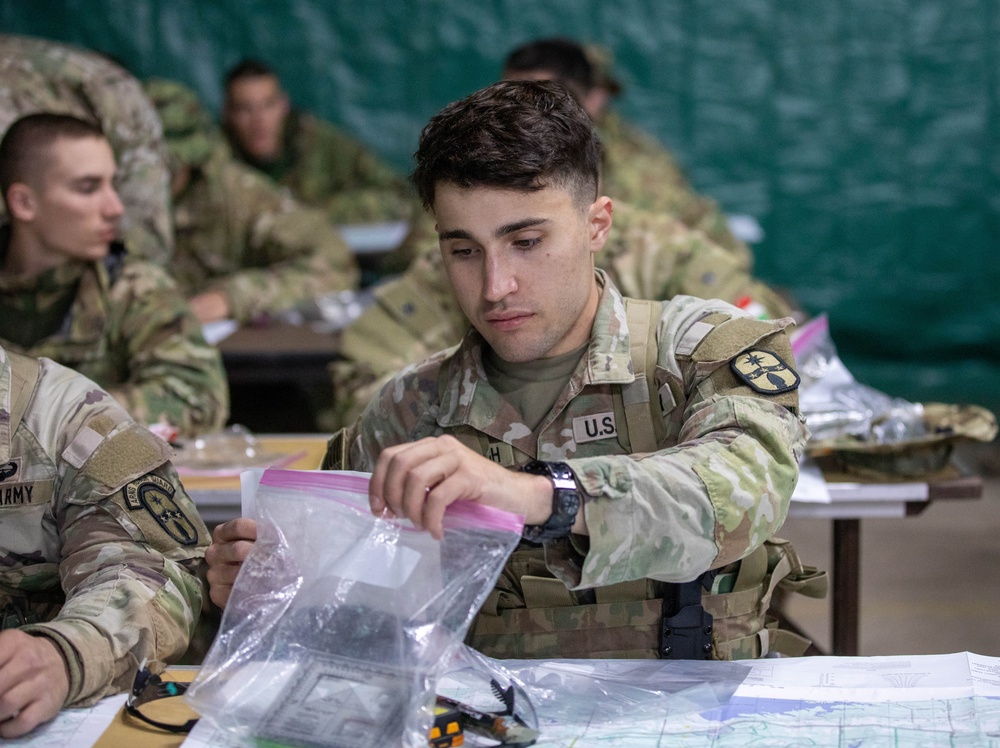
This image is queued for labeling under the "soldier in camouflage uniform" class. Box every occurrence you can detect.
[207,81,823,661]
[144,78,360,324]
[0,113,228,437]
[221,59,415,225]
[0,344,209,738]
[0,34,174,266]
[504,37,753,267]
[330,201,793,429]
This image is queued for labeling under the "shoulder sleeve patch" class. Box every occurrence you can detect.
[121,473,201,546]
[730,349,800,394]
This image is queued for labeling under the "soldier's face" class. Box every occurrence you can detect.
[435,183,612,363]
[23,136,124,266]
[224,76,289,160]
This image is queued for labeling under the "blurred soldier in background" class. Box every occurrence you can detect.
[145,78,359,324]
[0,113,228,437]
[0,34,174,266]
[503,37,752,267]
[221,58,416,225]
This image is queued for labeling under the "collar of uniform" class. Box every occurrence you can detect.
[582,270,638,385]
[435,269,639,434]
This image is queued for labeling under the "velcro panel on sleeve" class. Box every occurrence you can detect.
[77,421,172,496]
[701,325,801,409]
[690,316,793,365]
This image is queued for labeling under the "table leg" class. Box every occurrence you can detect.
[832,518,860,656]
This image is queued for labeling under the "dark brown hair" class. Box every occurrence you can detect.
[411,80,602,211]
[503,38,595,100]
[224,58,279,92]
[0,113,105,208]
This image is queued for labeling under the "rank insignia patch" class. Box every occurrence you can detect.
[123,474,200,546]
[730,349,800,394]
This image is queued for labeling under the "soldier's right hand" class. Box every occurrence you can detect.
[205,518,258,609]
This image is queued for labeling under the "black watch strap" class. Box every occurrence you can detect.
[519,460,580,542]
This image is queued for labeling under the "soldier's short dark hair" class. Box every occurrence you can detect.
[0,113,105,208]
[411,80,602,211]
[503,38,595,100]
[224,58,279,92]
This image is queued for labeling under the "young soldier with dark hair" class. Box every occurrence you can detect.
[207,81,823,661]
[144,78,360,325]
[221,58,415,224]
[0,113,228,437]
[0,34,174,266]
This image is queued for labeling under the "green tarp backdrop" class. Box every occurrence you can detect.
[4,0,998,412]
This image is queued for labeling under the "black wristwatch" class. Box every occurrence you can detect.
[519,460,581,542]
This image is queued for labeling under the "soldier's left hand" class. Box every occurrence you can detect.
[0,630,69,738]
[369,435,553,539]
[188,290,230,323]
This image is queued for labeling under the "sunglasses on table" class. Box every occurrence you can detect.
[124,660,199,734]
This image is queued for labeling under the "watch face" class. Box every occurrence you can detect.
[521,461,579,541]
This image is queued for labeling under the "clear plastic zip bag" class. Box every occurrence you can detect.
[185,468,523,748]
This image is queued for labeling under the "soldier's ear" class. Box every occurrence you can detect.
[6,183,37,222]
[587,196,613,254]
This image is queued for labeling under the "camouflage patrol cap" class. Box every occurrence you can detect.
[142,78,218,168]
[584,44,622,96]
[807,402,998,478]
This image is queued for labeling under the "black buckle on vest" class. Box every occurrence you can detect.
[659,571,716,660]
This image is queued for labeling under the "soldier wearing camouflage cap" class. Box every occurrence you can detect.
[0,113,228,437]
[208,80,824,661]
[504,37,753,267]
[221,59,416,225]
[329,200,794,429]
[145,77,360,324]
[0,34,174,266]
[0,344,209,738]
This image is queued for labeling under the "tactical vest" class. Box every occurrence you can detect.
[461,299,827,660]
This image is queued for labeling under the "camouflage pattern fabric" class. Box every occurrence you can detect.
[598,111,753,267]
[0,34,173,266]
[227,109,418,225]
[0,347,209,708]
[329,203,793,429]
[329,272,809,658]
[142,78,217,171]
[145,77,361,323]
[170,145,360,323]
[0,238,229,437]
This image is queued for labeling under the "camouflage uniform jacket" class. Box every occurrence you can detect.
[171,147,360,323]
[227,109,416,224]
[338,271,808,589]
[0,347,209,707]
[598,111,753,267]
[0,34,173,265]
[330,202,793,428]
[0,235,229,436]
